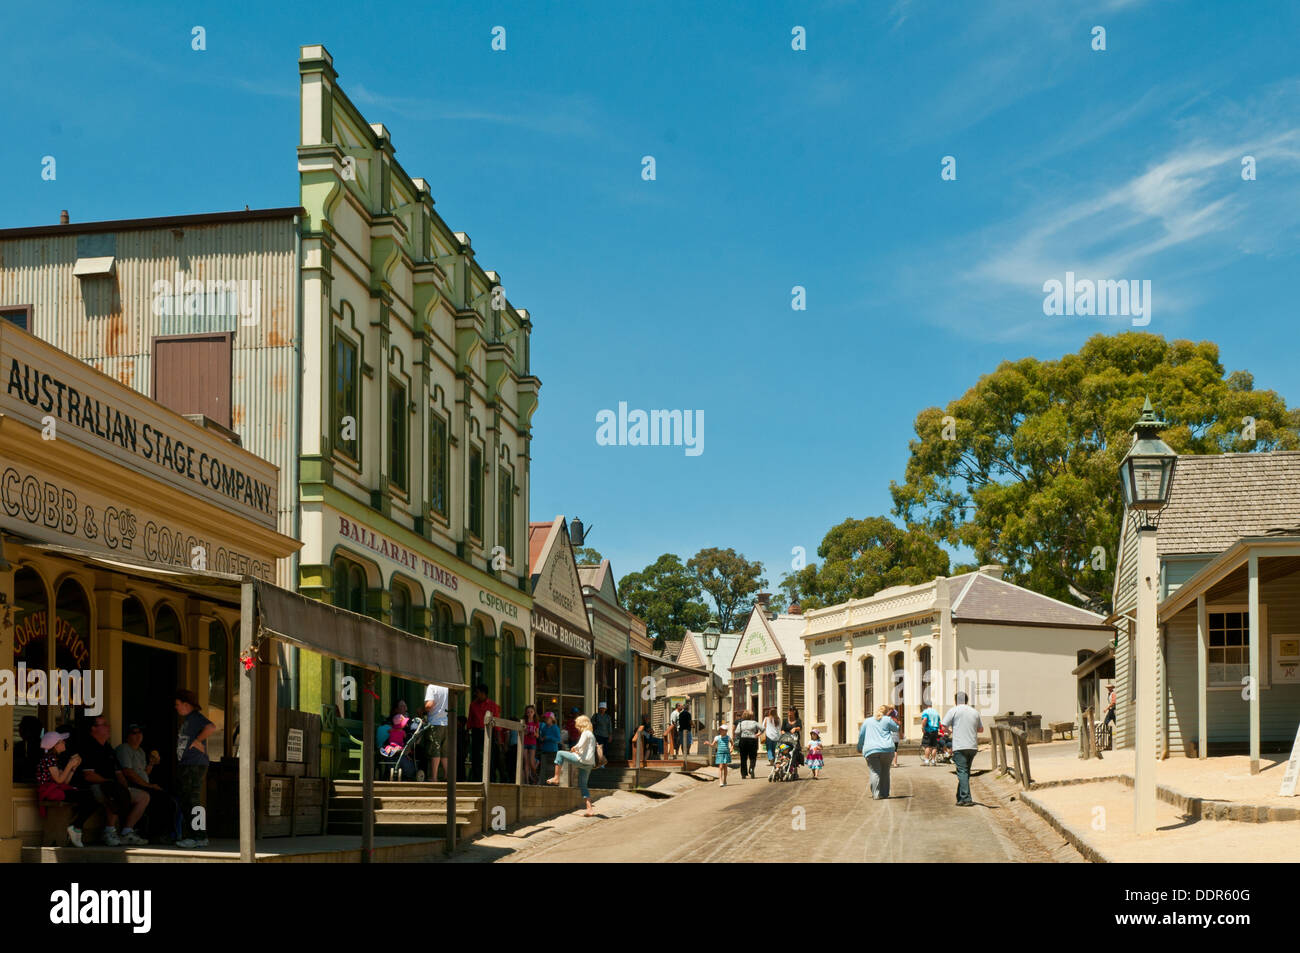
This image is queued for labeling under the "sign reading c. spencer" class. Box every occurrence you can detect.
[0,324,279,529]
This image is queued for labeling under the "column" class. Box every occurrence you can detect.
[1196,594,1208,759]
[0,563,17,860]
[876,635,889,713]
[902,629,914,738]
[1248,554,1261,774]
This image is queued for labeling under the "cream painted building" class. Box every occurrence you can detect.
[801,566,1113,746]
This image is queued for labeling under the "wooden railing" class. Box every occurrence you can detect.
[990,724,1033,789]
[482,713,527,799]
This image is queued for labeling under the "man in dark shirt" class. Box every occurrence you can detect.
[76,716,149,846]
[174,689,216,848]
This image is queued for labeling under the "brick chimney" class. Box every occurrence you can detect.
[756,591,771,619]
[59,210,69,225]
[788,601,802,615]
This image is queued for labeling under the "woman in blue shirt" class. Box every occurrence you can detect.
[537,712,562,786]
[857,705,900,800]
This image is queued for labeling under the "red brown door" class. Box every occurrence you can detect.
[152,333,233,427]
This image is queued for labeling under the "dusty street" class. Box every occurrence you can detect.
[451,753,1084,863]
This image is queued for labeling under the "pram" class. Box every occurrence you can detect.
[768,732,799,782]
[934,724,953,765]
[379,716,428,781]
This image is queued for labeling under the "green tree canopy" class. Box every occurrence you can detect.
[890,332,1299,610]
[779,516,951,610]
[573,546,604,565]
[688,547,769,632]
[619,554,711,649]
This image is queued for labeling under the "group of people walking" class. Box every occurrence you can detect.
[859,692,984,805]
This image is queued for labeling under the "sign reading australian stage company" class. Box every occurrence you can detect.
[0,325,277,529]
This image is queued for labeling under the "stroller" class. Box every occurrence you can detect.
[768,732,799,782]
[934,724,953,765]
[379,716,428,781]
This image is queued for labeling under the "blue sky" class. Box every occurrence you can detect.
[4,0,1299,603]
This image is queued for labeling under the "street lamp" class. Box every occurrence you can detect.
[703,619,721,759]
[1119,397,1177,836]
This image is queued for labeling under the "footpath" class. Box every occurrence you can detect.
[991,741,1299,862]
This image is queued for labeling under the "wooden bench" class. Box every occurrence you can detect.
[39,801,104,846]
[1049,721,1074,741]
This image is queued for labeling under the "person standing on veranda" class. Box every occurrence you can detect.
[858,705,900,800]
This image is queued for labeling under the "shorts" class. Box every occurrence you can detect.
[922,730,939,748]
[426,725,448,758]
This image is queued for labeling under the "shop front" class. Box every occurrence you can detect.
[299,495,530,762]
[529,518,594,725]
[0,322,299,858]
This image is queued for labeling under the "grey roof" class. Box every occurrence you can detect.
[950,574,1106,627]
[1157,452,1300,557]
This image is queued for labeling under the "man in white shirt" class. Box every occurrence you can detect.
[422,683,450,782]
[941,692,984,807]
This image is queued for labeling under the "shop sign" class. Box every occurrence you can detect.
[335,513,459,592]
[286,728,304,764]
[1,324,279,528]
[1,459,275,578]
[479,589,520,620]
[532,609,592,657]
[811,613,937,648]
[13,610,91,669]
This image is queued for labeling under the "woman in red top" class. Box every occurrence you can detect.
[522,705,540,784]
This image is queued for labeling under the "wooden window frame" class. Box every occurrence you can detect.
[1,304,33,331]
[332,329,361,465]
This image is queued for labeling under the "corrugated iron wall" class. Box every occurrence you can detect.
[0,217,300,585]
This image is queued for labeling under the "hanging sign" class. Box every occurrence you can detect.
[1280,723,1300,798]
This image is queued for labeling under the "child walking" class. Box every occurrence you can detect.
[712,724,732,787]
[805,729,825,779]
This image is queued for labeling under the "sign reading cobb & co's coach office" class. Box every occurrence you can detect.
[0,324,278,530]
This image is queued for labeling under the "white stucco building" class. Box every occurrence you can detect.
[801,566,1112,745]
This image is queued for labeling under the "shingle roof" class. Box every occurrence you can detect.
[1157,452,1300,557]
[951,574,1106,627]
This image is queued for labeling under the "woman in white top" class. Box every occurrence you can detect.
[547,714,598,816]
[761,708,781,765]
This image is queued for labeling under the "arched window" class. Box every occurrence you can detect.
[470,617,487,693]
[155,604,183,645]
[502,630,517,717]
[391,582,411,633]
[431,601,454,643]
[208,621,229,761]
[917,645,932,706]
[814,665,826,722]
[332,556,369,614]
[14,568,49,732]
[862,657,874,716]
[55,578,92,671]
[122,597,149,638]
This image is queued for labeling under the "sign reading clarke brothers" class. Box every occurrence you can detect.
[0,325,277,530]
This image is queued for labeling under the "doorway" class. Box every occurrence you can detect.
[834,662,846,744]
[122,642,182,791]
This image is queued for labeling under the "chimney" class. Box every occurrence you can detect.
[59,210,69,225]
[756,591,771,619]
[979,564,1004,580]
[789,601,802,616]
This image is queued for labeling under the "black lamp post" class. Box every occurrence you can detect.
[703,619,721,741]
[1119,396,1177,835]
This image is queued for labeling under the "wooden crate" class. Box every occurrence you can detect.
[291,777,325,836]
[257,776,294,838]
